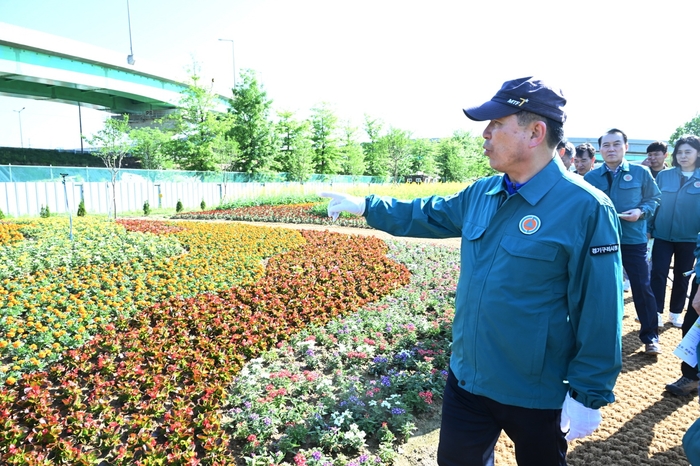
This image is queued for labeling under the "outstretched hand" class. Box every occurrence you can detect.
[318,191,366,221]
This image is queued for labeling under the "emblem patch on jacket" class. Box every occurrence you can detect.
[519,215,541,235]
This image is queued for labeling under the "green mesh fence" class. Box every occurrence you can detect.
[0,165,394,184]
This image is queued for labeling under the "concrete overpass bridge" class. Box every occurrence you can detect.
[0,22,230,126]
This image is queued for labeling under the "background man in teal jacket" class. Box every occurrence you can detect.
[584,129,661,354]
[322,77,623,466]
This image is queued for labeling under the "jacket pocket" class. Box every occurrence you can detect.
[500,234,558,262]
[463,222,486,241]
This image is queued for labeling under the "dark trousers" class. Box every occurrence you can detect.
[650,239,696,315]
[622,243,658,344]
[438,369,567,466]
[681,281,700,381]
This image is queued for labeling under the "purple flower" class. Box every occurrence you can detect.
[380,376,391,387]
[312,451,322,461]
[391,407,406,415]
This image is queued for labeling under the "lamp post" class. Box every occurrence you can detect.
[218,38,236,89]
[13,107,25,148]
[126,0,135,65]
[60,173,74,241]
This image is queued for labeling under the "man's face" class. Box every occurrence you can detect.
[599,132,627,168]
[645,150,667,171]
[558,149,573,169]
[482,114,531,174]
[574,154,595,175]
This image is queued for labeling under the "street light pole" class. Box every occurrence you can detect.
[218,38,236,89]
[13,107,25,148]
[126,0,135,65]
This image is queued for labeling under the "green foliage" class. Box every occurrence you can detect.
[129,124,174,170]
[362,115,389,177]
[39,205,50,218]
[0,147,105,167]
[200,199,206,211]
[0,208,4,219]
[338,122,365,176]
[167,70,234,172]
[436,138,468,182]
[84,115,132,219]
[310,102,341,174]
[0,217,184,281]
[275,110,314,182]
[176,200,184,213]
[669,113,700,146]
[452,130,494,180]
[143,200,151,216]
[220,193,322,209]
[77,199,86,217]
[410,138,438,176]
[382,127,413,181]
[229,69,278,174]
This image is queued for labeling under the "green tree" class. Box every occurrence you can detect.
[362,114,389,177]
[276,110,314,182]
[410,138,438,176]
[450,130,494,180]
[229,69,278,175]
[669,113,700,146]
[84,115,131,219]
[310,103,340,175]
[381,127,413,181]
[337,122,365,177]
[129,124,174,170]
[167,71,232,172]
[436,137,469,182]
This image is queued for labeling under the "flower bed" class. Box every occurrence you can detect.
[0,219,304,384]
[0,216,460,465]
[173,203,371,229]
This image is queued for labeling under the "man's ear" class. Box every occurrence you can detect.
[528,120,548,149]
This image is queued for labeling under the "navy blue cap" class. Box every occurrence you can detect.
[463,77,567,124]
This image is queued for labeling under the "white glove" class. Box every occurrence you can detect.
[560,392,601,441]
[318,191,365,221]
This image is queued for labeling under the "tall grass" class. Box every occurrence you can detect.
[219,182,470,210]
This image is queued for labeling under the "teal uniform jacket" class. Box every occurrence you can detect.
[683,232,700,464]
[364,158,623,410]
[650,167,700,243]
[584,160,660,245]
[685,406,700,465]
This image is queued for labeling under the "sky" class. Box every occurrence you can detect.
[1,0,700,150]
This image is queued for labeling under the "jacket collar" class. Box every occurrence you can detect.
[485,158,565,206]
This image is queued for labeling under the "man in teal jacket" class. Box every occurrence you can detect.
[584,129,661,354]
[322,77,623,466]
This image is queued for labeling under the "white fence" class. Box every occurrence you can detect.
[0,180,355,217]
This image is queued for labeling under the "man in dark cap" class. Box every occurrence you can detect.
[321,77,623,466]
